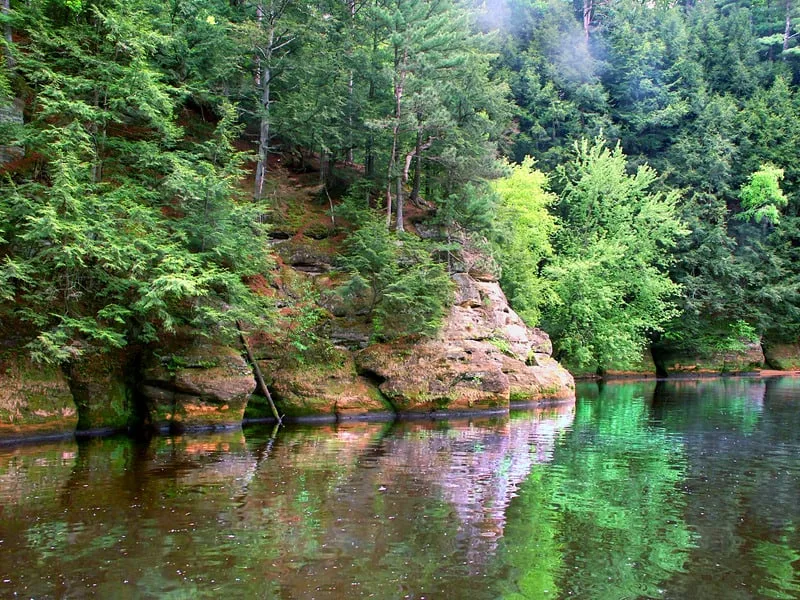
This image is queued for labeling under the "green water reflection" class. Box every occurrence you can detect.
[497,382,693,600]
[1,378,799,599]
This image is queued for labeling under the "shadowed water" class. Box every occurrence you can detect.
[1,377,799,599]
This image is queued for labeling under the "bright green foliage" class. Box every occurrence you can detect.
[491,157,557,325]
[542,138,685,371]
[340,214,452,340]
[737,164,788,226]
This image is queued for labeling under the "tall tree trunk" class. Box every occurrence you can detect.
[387,48,407,230]
[410,129,422,206]
[365,32,378,179]
[582,0,592,42]
[2,0,12,70]
[346,0,356,164]
[320,148,328,187]
[395,172,404,232]
[386,125,396,228]
[784,0,793,52]
[254,59,271,199]
[254,4,273,200]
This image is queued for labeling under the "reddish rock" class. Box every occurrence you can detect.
[356,275,574,413]
[140,334,255,431]
[262,349,392,418]
[0,352,77,438]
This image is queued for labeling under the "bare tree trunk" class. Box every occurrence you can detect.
[410,129,422,206]
[402,134,433,209]
[237,320,282,424]
[583,0,592,42]
[386,121,397,228]
[387,48,407,230]
[320,148,328,186]
[365,32,378,179]
[254,3,273,200]
[2,0,13,70]
[784,0,793,52]
[254,59,271,199]
[395,173,404,232]
[346,0,356,164]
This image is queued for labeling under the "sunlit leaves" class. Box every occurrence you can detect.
[491,156,557,325]
[543,137,685,371]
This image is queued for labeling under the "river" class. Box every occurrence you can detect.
[1,377,799,599]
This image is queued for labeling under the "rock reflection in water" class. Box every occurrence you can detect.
[0,405,575,599]
[379,405,575,567]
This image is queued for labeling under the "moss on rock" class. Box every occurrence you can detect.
[65,349,136,431]
[257,348,392,419]
[140,333,255,431]
[0,351,78,438]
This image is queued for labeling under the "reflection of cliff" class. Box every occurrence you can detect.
[0,407,575,599]
[0,440,78,506]
[236,404,576,597]
[377,404,575,565]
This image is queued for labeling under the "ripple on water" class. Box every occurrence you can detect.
[1,378,800,599]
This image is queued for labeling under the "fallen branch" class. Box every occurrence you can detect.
[237,320,283,425]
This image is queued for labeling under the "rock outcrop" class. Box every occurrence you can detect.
[355,275,574,413]
[657,341,765,375]
[0,352,77,438]
[140,334,255,431]
[763,343,800,371]
[66,349,136,431]
[254,349,392,419]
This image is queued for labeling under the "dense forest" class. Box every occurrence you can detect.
[1,0,799,374]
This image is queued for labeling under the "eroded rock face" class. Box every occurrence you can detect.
[763,342,800,370]
[355,275,574,413]
[140,335,255,431]
[66,349,135,431]
[0,353,77,438]
[659,341,765,375]
[357,340,510,412]
[257,349,392,419]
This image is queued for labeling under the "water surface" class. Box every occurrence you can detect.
[1,377,799,599]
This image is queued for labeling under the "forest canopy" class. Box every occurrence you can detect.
[1,0,799,372]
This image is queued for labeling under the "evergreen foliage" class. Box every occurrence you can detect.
[339,213,452,340]
[4,0,800,369]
